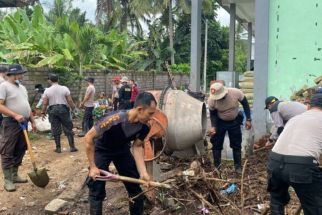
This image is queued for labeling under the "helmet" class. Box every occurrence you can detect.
[7,64,27,75]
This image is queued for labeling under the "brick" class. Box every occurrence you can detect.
[44,199,68,214]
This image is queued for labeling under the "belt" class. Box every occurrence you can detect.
[270,151,319,165]
[2,117,17,122]
[49,104,68,109]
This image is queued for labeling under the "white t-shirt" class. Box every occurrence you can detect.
[0,81,31,118]
[272,109,322,161]
[43,83,70,107]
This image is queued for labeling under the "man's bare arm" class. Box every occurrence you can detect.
[66,95,76,111]
[132,139,150,181]
[84,128,101,179]
[41,97,49,114]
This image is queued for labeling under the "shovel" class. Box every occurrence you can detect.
[95,169,171,189]
[20,122,49,188]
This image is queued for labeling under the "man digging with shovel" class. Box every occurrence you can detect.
[0,64,37,192]
[84,92,156,215]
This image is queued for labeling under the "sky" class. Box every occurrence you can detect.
[39,0,230,27]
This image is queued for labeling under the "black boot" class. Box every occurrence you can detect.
[270,204,284,215]
[89,199,102,215]
[233,149,242,174]
[129,196,144,215]
[53,135,61,153]
[67,134,78,152]
[212,150,222,170]
[78,120,89,137]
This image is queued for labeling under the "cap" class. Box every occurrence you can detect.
[209,82,228,100]
[0,66,8,73]
[265,96,279,109]
[121,76,128,83]
[112,76,121,81]
[48,73,59,82]
[310,93,322,108]
[84,77,94,83]
[7,64,27,75]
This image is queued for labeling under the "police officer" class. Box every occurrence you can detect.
[118,76,132,110]
[111,76,122,111]
[79,77,96,137]
[0,66,7,84]
[84,92,156,215]
[207,82,252,173]
[0,66,7,127]
[267,93,322,215]
[0,64,36,192]
[264,96,306,145]
[41,74,78,153]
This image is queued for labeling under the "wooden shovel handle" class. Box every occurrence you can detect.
[22,129,37,171]
[117,175,171,189]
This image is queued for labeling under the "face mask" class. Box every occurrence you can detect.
[15,80,21,85]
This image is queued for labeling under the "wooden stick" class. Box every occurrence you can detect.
[190,189,222,215]
[116,175,172,189]
[23,129,37,171]
[241,159,249,215]
[129,187,157,203]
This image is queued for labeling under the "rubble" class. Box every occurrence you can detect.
[290,75,322,102]
[148,144,300,215]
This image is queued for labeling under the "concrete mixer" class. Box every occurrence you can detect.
[144,87,207,180]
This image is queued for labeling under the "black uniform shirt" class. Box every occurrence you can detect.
[94,111,150,153]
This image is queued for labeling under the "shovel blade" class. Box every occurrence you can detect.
[28,168,49,188]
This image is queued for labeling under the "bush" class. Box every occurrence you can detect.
[170,63,190,74]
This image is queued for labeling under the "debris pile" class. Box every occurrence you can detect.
[150,146,300,215]
[290,75,322,102]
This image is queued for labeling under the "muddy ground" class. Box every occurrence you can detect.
[0,133,302,215]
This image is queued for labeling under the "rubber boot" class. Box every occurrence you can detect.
[212,150,222,170]
[129,196,144,215]
[67,134,78,152]
[78,118,89,137]
[54,135,61,153]
[3,168,16,192]
[233,149,242,174]
[89,199,103,215]
[270,204,285,215]
[12,166,28,183]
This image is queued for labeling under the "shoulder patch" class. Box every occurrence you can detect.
[100,114,121,129]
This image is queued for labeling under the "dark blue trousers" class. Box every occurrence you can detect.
[87,148,143,214]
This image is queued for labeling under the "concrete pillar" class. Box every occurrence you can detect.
[229,3,236,72]
[190,0,201,92]
[247,22,252,71]
[253,0,270,140]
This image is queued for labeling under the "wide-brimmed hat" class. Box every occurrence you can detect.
[209,82,228,100]
[121,76,128,83]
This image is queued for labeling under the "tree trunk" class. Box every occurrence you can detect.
[169,0,175,65]
[77,60,84,105]
[121,0,128,32]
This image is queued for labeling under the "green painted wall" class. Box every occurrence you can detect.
[268,0,322,99]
